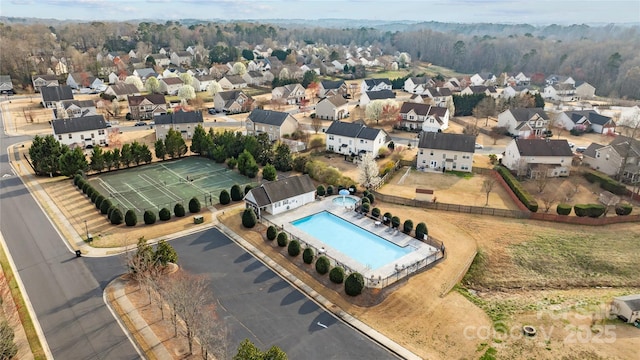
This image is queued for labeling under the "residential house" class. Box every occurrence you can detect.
[583,136,640,183]
[213,90,253,114]
[52,60,68,76]
[159,77,184,95]
[361,78,392,93]
[133,68,158,81]
[543,83,576,102]
[218,75,248,90]
[315,95,349,120]
[242,71,266,86]
[300,64,321,75]
[417,132,475,172]
[154,110,203,140]
[319,80,347,98]
[497,108,549,138]
[325,121,389,157]
[556,110,616,135]
[127,94,167,120]
[245,108,299,141]
[422,87,452,107]
[53,99,97,119]
[460,85,499,98]
[0,75,13,94]
[271,83,306,105]
[359,89,396,106]
[399,102,450,132]
[409,94,425,103]
[244,174,316,218]
[147,54,170,67]
[442,78,461,92]
[66,72,103,91]
[503,138,573,178]
[170,51,193,66]
[107,70,131,84]
[503,72,531,86]
[404,77,436,94]
[31,75,60,92]
[104,83,141,101]
[610,294,640,324]
[501,85,536,99]
[195,75,215,92]
[51,115,108,148]
[575,81,596,99]
[41,85,74,109]
[470,73,496,86]
[545,75,575,86]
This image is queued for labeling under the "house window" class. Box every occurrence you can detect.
[442,153,446,159]
[454,155,458,160]
[68,134,72,139]
[430,152,434,156]
[329,135,334,140]
[99,139,106,145]
[80,135,84,140]
[360,139,364,143]
[91,133,95,138]
[328,145,334,151]
[422,160,426,163]
[58,135,62,140]
[98,130,105,135]
[420,150,423,155]
[606,155,610,160]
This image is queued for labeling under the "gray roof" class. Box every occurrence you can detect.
[248,108,290,126]
[154,110,203,125]
[615,294,640,311]
[364,78,391,87]
[508,108,549,122]
[108,83,139,96]
[365,90,395,100]
[51,115,107,134]
[325,121,385,140]
[467,85,497,93]
[564,110,612,126]
[41,85,74,102]
[514,139,573,157]
[128,94,166,106]
[224,75,246,84]
[418,132,476,153]
[321,80,345,90]
[246,174,315,207]
[409,76,432,84]
[0,75,11,83]
[583,143,604,158]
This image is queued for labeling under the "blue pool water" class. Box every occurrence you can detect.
[291,211,412,270]
[332,196,357,206]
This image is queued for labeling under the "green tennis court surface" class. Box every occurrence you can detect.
[89,157,254,215]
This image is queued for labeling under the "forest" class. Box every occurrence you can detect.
[0,18,638,99]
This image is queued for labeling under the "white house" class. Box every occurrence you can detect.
[325,121,389,157]
[503,138,573,178]
[53,99,97,119]
[543,83,576,102]
[461,85,499,98]
[32,74,59,92]
[417,132,476,172]
[575,81,596,99]
[218,75,247,90]
[159,77,184,95]
[361,78,392,93]
[154,110,204,140]
[214,90,252,114]
[41,85,74,109]
[272,83,306,105]
[245,108,299,141]
[556,110,616,135]
[610,294,640,324]
[315,95,349,120]
[399,102,449,132]
[359,89,396,106]
[244,175,316,218]
[319,80,347,98]
[404,77,435,94]
[0,75,14,94]
[51,115,109,148]
[470,73,496,86]
[497,108,549,138]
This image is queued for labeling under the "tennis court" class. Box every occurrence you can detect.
[89,157,254,216]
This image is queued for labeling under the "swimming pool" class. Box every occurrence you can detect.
[332,196,357,206]
[291,211,412,270]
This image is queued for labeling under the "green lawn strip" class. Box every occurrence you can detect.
[0,246,46,359]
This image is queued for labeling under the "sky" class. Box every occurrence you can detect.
[1,0,639,24]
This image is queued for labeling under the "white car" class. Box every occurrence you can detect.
[475,143,484,149]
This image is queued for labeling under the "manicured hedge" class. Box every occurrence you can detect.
[287,240,300,257]
[584,171,628,195]
[391,216,401,229]
[302,248,315,264]
[100,199,112,215]
[371,207,381,218]
[415,222,428,239]
[344,273,364,296]
[242,208,256,228]
[496,166,539,212]
[383,212,392,225]
[315,256,330,275]
[266,225,277,240]
[361,202,370,214]
[615,203,633,216]
[361,197,370,205]
[574,203,606,218]
[95,195,105,209]
[174,203,185,217]
[125,210,137,226]
[326,185,334,196]
[90,191,99,203]
[366,192,375,204]
[556,203,572,215]
[403,219,413,234]
[110,208,123,225]
[230,184,243,201]
[277,232,288,247]
[144,210,156,225]
[159,207,171,221]
[219,190,230,205]
[329,267,345,284]
[574,204,588,217]
[317,185,326,196]
[188,197,201,213]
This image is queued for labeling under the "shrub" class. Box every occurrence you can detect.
[363,190,370,198]
[361,202,370,214]
[159,207,171,221]
[583,171,628,195]
[556,203,572,215]
[143,210,156,225]
[344,273,365,296]
[383,212,392,225]
[329,267,345,284]
[403,219,414,234]
[82,182,91,194]
[110,208,123,225]
[315,256,330,275]
[615,203,633,216]
[219,189,231,205]
[587,204,606,218]
[266,225,277,240]
[125,210,137,226]
[496,166,539,212]
[107,206,115,219]
[242,208,257,228]
[302,248,315,264]
[230,184,243,201]
[90,191,99,203]
[277,232,288,247]
[100,199,112,214]
[244,184,253,195]
[304,160,354,187]
[74,174,82,186]
[87,186,95,198]
[188,197,201,213]
[574,204,589,217]
[371,207,381,218]
[227,157,237,169]
[391,216,401,229]
[287,240,301,256]
[174,203,185,217]
[326,185,334,196]
[317,185,326,196]
[95,195,105,209]
[262,164,277,181]
[77,179,86,189]
[361,197,370,205]
[415,222,428,239]
[366,193,375,204]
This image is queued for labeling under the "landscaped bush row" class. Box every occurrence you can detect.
[573,204,606,218]
[584,171,629,196]
[219,184,253,205]
[496,166,539,212]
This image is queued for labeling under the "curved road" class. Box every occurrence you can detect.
[1,101,396,359]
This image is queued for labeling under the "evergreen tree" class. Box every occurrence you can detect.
[273,142,293,171]
[58,147,88,178]
[164,128,187,158]
[154,139,166,160]
[190,124,208,155]
[90,146,105,173]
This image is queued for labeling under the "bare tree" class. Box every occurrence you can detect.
[194,304,229,360]
[311,116,322,134]
[463,123,480,137]
[533,165,551,193]
[472,97,497,126]
[490,126,506,145]
[540,189,557,213]
[481,177,496,206]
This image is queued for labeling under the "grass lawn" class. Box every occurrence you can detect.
[371,69,411,79]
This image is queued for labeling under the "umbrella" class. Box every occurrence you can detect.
[338,189,350,206]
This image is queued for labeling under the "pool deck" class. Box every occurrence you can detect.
[265,195,439,282]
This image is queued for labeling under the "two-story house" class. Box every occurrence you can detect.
[242,71,266,86]
[245,108,299,141]
[244,174,316,218]
[53,99,97,119]
[460,85,499,98]
[359,89,396,106]
[66,72,104,91]
[41,85,74,109]
[170,51,193,66]
[497,108,549,138]
[583,136,640,183]
[271,83,306,105]
[154,110,203,140]
[315,95,349,120]
[403,77,436,94]
[104,83,141,101]
[399,102,450,132]
[319,80,347,98]
[422,87,452,107]
[503,138,573,178]
[51,114,109,148]
[0,75,14,94]
[556,110,616,135]
[127,94,167,120]
[325,121,389,157]
[543,83,576,102]
[32,74,60,92]
[218,75,248,90]
[361,78,392,93]
[159,77,184,95]
[416,132,476,172]
[214,90,253,114]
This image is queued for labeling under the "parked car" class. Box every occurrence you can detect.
[475,143,484,149]
[134,121,147,126]
[575,146,587,153]
[208,108,216,115]
[105,122,112,127]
